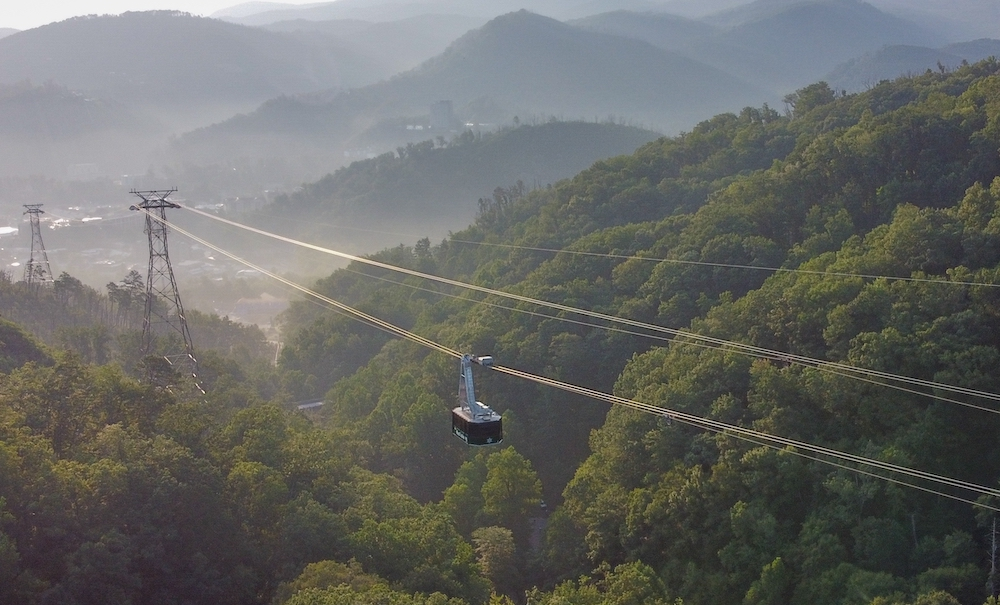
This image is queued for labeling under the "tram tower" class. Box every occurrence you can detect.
[130,189,198,380]
[23,204,53,285]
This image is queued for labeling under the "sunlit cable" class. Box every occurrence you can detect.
[337,265,1000,415]
[493,365,1000,500]
[145,208,1000,511]
[230,208,1000,289]
[180,207,1000,411]
[135,209,455,360]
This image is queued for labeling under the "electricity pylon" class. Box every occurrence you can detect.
[130,189,198,383]
[23,204,53,285]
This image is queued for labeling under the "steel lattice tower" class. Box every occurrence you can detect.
[23,204,53,285]
[130,189,198,380]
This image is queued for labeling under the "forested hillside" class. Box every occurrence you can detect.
[269,120,661,240]
[826,39,1000,92]
[176,10,765,168]
[0,81,160,178]
[0,270,275,367]
[6,59,1000,605]
[0,11,369,120]
[278,59,1000,603]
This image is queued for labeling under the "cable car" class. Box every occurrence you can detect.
[452,354,503,446]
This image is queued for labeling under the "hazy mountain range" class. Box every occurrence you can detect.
[573,0,935,93]
[0,0,995,223]
[0,11,375,131]
[267,120,663,246]
[214,0,688,25]
[869,0,1000,41]
[260,14,487,81]
[0,81,158,179]
[216,0,995,41]
[174,10,764,159]
[826,38,1000,91]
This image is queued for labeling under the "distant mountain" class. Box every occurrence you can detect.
[0,11,372,130]
[404,10,765,125]
[263,14,486,80]
[272,120,663,242]
[0,81,149,137]
[655,0,750,18]
[870,0,1000,42]
[180,9,765,162]
[0,29,17,39]
[700,0,936,90]
[825,39,1000,92]
[701,0,804,27]
[569,1,935,95]
[944,39,1000,60]
[220,0,681,25]
[0,81,161,178]
[569,10,717,53]
[210,1,303,19]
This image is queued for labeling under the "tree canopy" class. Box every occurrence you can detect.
[8,60,1000,605]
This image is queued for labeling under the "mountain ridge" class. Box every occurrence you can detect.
[825,38,1000,91]
[181,11,766,147]
[0,11,372,130]
[576,0,938,94]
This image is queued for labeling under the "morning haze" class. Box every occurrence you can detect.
[0,0,991,299]
[3,2,1000,605]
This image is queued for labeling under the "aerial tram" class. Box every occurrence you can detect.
[452,354,503,446]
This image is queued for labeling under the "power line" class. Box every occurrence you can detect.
[495,365,1000,511]
[142,209,1000,512]
[179,207,1000,413]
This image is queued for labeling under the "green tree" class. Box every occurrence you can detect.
[481,448,543,548]
[473,526,519,598]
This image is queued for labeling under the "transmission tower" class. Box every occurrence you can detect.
[130,189,198,382]
[23,204,53,285]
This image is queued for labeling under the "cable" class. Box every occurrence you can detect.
[336,265,1000,415]
[234,209,430,242]
[179,207,1000,412]
[495,365,1000,499]
[134,210,457,361]
[230,209,1000,289]
[449,240,1000,289]
[141,208,1000,512]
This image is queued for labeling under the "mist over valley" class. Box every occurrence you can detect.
[0,0,994,310]
[2,3,1000,605]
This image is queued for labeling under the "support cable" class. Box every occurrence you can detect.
[144,209,1000,512]
[132,209,457,361]
[335,266,1000,415]
[179,207,1000,411]
[230,209,1000,289]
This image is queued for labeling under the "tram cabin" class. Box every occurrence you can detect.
[452,406,503,446]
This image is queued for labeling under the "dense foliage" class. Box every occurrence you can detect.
[266,119,662,250]
[8,60,1000,605]
[0,270,275,367]
[277,60,1000,604]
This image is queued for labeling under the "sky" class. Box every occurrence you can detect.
[4,1,312,31]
